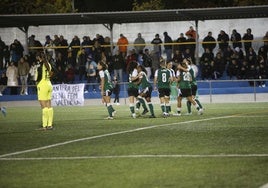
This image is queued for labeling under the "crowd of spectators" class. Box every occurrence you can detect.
[0,27,268,95]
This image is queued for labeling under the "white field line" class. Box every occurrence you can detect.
[0,115,249,158]
[1,154,268,161]
[260,183,268,188]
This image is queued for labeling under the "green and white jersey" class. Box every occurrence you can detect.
[189,65,197,86]
[155,67,172,89]
[139,71,151,89]
[128,68,139,89]
[99,70,113,90]
[176,70,192,89]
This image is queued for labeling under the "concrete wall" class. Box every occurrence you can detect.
[0,17,267,54]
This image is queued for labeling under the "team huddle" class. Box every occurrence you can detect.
[99,57,204,119]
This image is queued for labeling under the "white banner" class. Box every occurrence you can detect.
[52,84,85,106]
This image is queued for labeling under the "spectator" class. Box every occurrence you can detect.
[76,48,87,81]
[85,55,97,93]
[151,34,162,57]
[6,62,18,95]
[200,49,213,80]
[58,35,68,61]
[263,31,268,53]
[242,28,254,55]
[28,35,42,59]
[112,75,120,105]
[117,34,128,58]
[202,31,216,53]
[44,35,55,59]
[92,40,102,63]
[29,61,38,86]
[231,29,242,49]
[55,52,66,83]
[94,34,104,46]
[81,36,92,56]
[142,49,153,79]
[103,36,112,60]
[112,50,124,82]
[183,48,192,60]
[10,39,24,65]
[172,49,184,68]
[247,64,257,86]
[53,34,61,57]
[3,45,10,68]
[0,72,7,96]
[258,46,267,63]
[223,46,234,65]
[238,60,249,80]
[134,33,146,53]
[246,47,257,66]
[0,37,6,70]
[64,64,75,84]
[18,57,30,95]
[232,47,244,62]
[163,31,173,61]
[151,50,160,78]
[258,62,267,87]
[227,59,240,80]
[217,30,229,52]
[66,49,76,68]
[137,50,144,65]
[213,52,226,78]
[185,26,197,39]
[200,48,214,62]
[126,49,137,73]
[69,35,81,61]
[185,33,196,61]
[174,33,187,53]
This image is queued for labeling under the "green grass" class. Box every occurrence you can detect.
[0,102,268,188]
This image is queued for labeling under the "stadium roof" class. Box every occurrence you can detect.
[0,5,268,28]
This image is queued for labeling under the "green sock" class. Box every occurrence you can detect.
[166,103,171,113]
[136,101,140,109]
[160,104,166,113]
[195,99,203,109]
[187,101,192,113]
[107,103,113,117]
[138,97,148,111]
[130,104,135,114]
[148,103,155,116]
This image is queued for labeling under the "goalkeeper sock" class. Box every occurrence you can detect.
[187,101,192,113]
[47,107,54,126]
[42,107,49,128]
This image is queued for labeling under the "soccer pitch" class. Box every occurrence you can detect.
[0,102,268,188]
